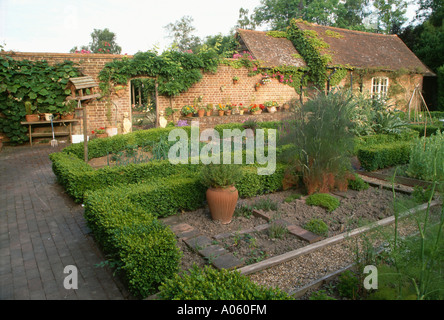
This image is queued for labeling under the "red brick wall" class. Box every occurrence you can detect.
[0,51,132,137]
[157,65,299,112]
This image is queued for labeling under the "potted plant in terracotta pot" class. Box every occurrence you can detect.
[217,104,226,116]
[197,106,206,117]
[233,76,239,84]
[200,164,242,224]
[60,99,77,120]
[225,104,232,116]
[182,105,194,118]
[205,104,213,116]
[24,101,40,122]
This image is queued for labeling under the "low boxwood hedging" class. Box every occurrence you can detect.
[49,152,201,202]
[158,265,292,300]
[357,140,412,171]
[83,194,181,298]
[408,124,444,137]
[353,130,418,155]
[63,126,192,160]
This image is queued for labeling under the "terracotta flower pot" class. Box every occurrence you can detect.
[25,114,40,122]
[197,109,205,117]
[185,113,193,117]
[206,110,212,117]
[225,110,232,116]
[96,133,108,139]
[61,113,75,120]
[218,110,225,116]
[206,186,238,224]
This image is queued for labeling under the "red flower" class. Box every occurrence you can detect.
[91,130,95,134]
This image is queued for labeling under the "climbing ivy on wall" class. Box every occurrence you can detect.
[0,56,81,144]
[286,19,329,88]
[98,50,221,98]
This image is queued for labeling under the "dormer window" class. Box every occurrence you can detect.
[372,77,389,99]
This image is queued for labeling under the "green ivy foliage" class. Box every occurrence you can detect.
[286,19,328,88]
[0,56,81,144]
[98,49,220,97]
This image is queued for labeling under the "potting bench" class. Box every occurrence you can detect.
[21,119,79,146]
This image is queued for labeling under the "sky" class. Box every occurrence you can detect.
[0,0,262,54]
[1,0,419,55]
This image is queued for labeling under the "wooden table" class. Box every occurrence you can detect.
[21,119,79,146]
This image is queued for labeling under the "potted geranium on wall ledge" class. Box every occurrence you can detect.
[182,105,194,117]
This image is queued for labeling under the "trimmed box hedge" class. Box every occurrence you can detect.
[83,194,181,298]
[357,140,412,171]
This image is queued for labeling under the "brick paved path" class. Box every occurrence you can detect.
[0,145,127,300]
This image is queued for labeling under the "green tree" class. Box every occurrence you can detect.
[249,0,372,30]
[70,28,122,54]
[164,16,202,52]
[372,0,408,34]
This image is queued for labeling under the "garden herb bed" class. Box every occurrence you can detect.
[163,186,411,273]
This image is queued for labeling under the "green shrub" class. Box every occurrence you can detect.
[63,126,192,160]
[337,270,360,299]
[303,218,329,236]
[86,175,207,219]
[309,290,336,300]
[200,163,243,188]
[253,197,278,211]
[305,193,340,212]
[158,265,292,300]
[284,193,302,202]
[347,174,369,191]
[353,130,418,154]
[357,141,412,171]
[406,130,444,182]
[50,152,200,202]
[408,124,443,137]
[83,195,181,299]
[111,221,182,299]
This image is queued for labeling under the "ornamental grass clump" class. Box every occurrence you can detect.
[278,89,356,194]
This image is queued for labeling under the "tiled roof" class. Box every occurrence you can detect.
[236,22,434,75]
[236,29,306,68]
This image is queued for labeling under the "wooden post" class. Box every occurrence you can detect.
[82,103,88,163]
[155,76,159,128]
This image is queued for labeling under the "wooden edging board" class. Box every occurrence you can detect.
[237,200,440,276]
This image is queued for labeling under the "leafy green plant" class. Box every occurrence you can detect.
[347,174,369,191]
[407,130,444,182]
[0,56,81,144]
[336,270,360,299]
[284,193,302,202]
[305,193,340,212]
[253,197,278,211]
[234,204,254,218]
[268,222,288,239]
[303,218,328,236]
[158,265,292,300]
[200,163,243,188]
[309,290,336,300]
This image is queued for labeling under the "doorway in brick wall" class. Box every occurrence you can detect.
[130,77,157,131]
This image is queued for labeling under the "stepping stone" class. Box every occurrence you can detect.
[160,215,181,226]
[211,253,244,270]
[253,223,270,232]
[184,235,213,251]
[169,223,200,240]
[198,244,227,258]
[287,225,322,244]
[252,209,271,222]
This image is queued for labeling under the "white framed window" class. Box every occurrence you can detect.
[371,77,389,99]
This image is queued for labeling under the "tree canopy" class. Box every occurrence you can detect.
[70,28,122,54]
